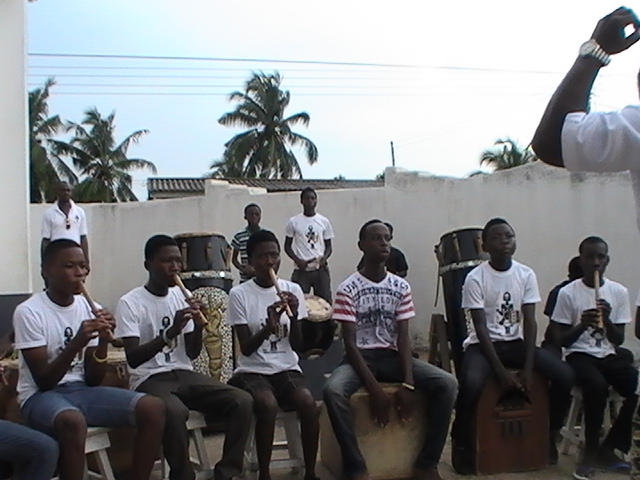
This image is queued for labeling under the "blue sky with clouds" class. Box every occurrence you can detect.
[27,1,640,199]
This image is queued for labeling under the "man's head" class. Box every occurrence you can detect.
[42,239,86,294]
[358,219,391,264]
[144,234,182,287]
[247,230,281,277]
[300,187,317,214]
[244,203,262,227]
[568,256,583,280]
[578,236,609,280]
[57,181,72,203]
[482,217,516,259]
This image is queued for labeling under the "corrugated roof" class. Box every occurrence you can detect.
[147,177,384,199]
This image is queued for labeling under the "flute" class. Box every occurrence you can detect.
[173,275,208,326]
[268,268,294,318]
[594,270,604,329]
[79,282,116,342]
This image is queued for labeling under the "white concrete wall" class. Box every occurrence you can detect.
[1,0,30,294]
[28,163,640,350]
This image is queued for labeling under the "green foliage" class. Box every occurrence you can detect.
[480,138,538,171]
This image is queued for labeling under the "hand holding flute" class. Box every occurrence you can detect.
[173,275,208,327]
[594,270,604,329]
[268,268,294,318]
[79,282,116,342]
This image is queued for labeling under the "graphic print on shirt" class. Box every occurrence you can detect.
[158,315,174,362]
[62,326,83,371]
[306,225,318,250]
[496,292,521,335]
[590,327,606,348]
[260,320,289,354]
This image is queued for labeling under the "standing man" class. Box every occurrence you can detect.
[231,203,262,283]
[284,187,334,302]
[41,182,90,273]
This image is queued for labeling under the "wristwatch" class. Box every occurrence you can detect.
[579,39,611,66]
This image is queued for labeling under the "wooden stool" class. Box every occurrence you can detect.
[243,410,304,479]
[53,427,117,480]
[159,411,213,480]
[474,372,549,474]
[320,384,426,480]
[559,387,623,455]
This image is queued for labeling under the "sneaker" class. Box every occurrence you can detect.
[597,448,631,473]
[573,464,597,480]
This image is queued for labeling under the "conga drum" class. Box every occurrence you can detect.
[300,295,335,359]
[174,232,234,293]
[435,227,488,374]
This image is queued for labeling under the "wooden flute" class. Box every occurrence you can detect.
[173,275,208,326]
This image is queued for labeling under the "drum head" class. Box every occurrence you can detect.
[174,232,227,239]
[304,294,332,322]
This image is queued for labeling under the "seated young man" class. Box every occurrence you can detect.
[323,220,457,480]
[551,236,638,480]
[451,218,574,474]
[115,234,253,480]
[227,230,319,480]
[13,239,166,480]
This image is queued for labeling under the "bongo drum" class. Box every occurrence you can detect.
[300,295,335,359]
[435,227,488,374]
[174,232,234,293]
[102,349,130,389]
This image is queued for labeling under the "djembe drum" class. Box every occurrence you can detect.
[191,286,234,383]
[174,232,233,293]
[300,295,335,358]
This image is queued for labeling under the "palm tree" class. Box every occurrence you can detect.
[216,72,318,179]
[29,78,77,203]
[53,108,156,202]
[479,138,538,171]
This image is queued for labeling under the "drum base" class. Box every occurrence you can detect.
[299,339,343,401]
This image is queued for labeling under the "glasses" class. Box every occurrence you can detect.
[65,217,71,230]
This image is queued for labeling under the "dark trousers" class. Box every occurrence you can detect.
[291,266,332,303]
[0,419,58,480]
[566,352,638,454]
[452,341,574,446]
[323,349,458,477]
[137,369,253,480]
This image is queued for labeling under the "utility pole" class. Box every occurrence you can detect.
[390,141,396,167]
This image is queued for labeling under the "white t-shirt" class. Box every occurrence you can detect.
[226,279,307,375]
[41,200,88,244]
[13,292,100,406]
[115,286,194,390]
[333,272,415,350]
[562,108,640,232]
[552,278,631,358]
[284,213,334,269]
[461,260,541,349]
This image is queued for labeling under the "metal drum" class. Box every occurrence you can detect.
[300,294,335,359]
[174,232,233,293]
[435,227,488,374]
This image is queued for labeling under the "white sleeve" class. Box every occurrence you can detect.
[226,289,248,326]
[461,273,484,309]
[322,218,335,240]
[78,208,88,236]
[562,107,640,173]
[40,210,52,239]
[611,286,632,324]
[13,305,47,350]
[550,288,573,325]
[284,218,295,238]
[114,297,140,339]
[523,269,542,304]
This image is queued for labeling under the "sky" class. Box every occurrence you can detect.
[27,1,640,200]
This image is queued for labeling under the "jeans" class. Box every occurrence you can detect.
[323,349,458,477]
[137,369,253,480]
[566,352,638,454]
[291,266,332,303]
[451,341,574,449]
[0,419,58,480]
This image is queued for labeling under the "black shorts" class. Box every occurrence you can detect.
[228,370,308,411]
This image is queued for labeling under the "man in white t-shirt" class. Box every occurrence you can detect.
[451,218,574,475]
[227,229,319,480]
[13,239,165,480]
[323,220,457,480]
[550,236,637,479]
[284,187,334,302]
[115,234,252,480]
[41,182,90,273]
[531,8,640,230]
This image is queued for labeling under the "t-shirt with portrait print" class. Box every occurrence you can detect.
[552,278,631,358]
[115,286,194,390]
[13,292,100,406]
[461,260,541,349]
[333,272,415,350]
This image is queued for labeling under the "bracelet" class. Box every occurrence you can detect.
[401,382,415,391]
[162,330,176,347]
[92,352,108,364]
